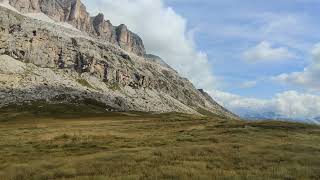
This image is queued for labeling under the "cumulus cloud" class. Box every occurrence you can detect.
[273,91,320,120]
[208,90,273,116]
[273,43,320,91]
[243,41,296,63]
[82,0,320,122]
[83,0,217,89]
[209,90,320,122]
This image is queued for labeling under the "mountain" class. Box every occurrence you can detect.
[5,0,145,56]
[243,112,320,125]
[243,112,284,121]
[314,117,320,125]
[0,0,238,119]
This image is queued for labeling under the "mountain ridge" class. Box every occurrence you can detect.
[0,0,238,119]
[243,112,320,125]
[6,0,146,56]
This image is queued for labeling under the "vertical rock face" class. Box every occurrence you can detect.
[116,24,146,56]
[8,0,40,13]
[68,0,80,20]
[92,13,107,36]
[66,0,91,31]
[116,24,129,45]
[91,13,116,43]
[91,14,146,56]
[7,0,146,56]
[38,0,64,21]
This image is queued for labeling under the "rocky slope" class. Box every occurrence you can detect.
[0,0,238,119]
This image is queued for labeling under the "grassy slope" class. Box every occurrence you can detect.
[0,104,319,180]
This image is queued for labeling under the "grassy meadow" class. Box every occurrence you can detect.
[0,103,319,180]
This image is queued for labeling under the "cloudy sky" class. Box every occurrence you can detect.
[83,0,320,122]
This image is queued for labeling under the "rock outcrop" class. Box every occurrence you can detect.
[7,0,40,13]
[91,13,145,56]
[7,0,146,56]
[0,3,238,119]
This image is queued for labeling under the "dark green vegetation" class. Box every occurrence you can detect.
[0,104,319,180]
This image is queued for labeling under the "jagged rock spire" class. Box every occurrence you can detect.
[7,0,146,56]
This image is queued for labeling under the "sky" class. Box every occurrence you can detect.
[83,0,320,122]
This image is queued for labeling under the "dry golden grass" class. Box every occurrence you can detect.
[0,103,319,180]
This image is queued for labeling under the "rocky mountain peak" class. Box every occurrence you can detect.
[93,13,104,23]
[69,0,81,20]
[7,0,146,56]
[92,13,106,36]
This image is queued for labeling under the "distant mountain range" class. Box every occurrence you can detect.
[243,112,320,125]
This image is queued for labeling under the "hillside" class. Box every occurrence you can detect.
[0,105,319,179]
[0,0,237,119]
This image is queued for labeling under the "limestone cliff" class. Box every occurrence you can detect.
[0,3,238,119]
[7,0,146,56]
[7,0,40,13]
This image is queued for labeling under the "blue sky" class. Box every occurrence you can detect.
[84,0,320,122]
[165,0,320,98]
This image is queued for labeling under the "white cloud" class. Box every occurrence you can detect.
[243,41,296,63]
[209,90,320,122]
[261,14,304,36]
[82,0,320,123]
[208,90,272,115]
[273,91,320,120]
[83,0,217,89]
[273,43,320,91]
[240,80,257,88]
